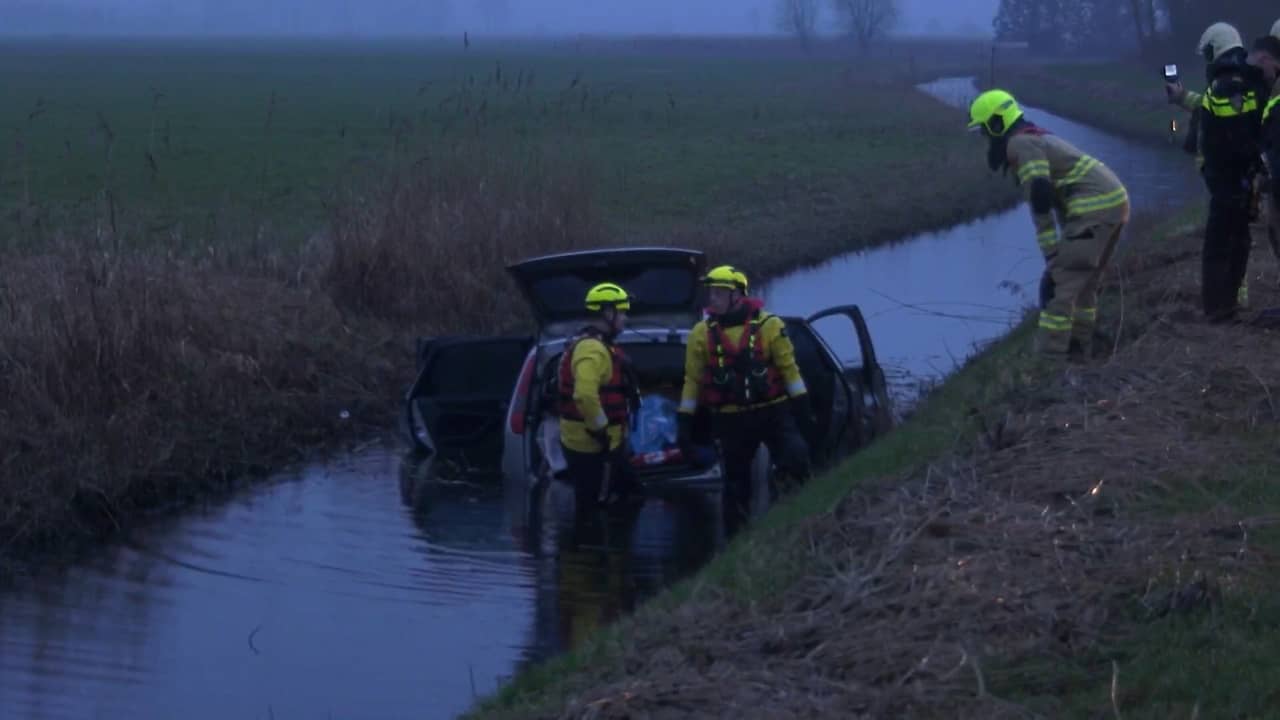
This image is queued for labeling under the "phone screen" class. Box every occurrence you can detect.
[1164,64,1178,79]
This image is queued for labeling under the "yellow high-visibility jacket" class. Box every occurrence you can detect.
[559,337,627,454]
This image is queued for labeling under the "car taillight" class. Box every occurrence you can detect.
[509,352,537,435]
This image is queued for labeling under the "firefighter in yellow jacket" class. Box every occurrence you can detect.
[676,265,814,537]
[969,89,1130,359]
[557,282,639,526]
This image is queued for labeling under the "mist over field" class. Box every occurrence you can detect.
[5,0,998,37]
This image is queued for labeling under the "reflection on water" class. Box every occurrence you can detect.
[764,77,1199,409]
[0,446,715,720]
[0,76,1205,720]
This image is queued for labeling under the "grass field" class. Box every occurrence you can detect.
[0,35,1009,254]
[0,36,1024,574]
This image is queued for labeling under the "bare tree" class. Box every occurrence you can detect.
[1126,0,1159,57]
[830,0,899,51]
[776,0,820,48]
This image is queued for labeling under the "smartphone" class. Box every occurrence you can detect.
[1163,63,1179,83]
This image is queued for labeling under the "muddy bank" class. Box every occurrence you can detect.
[469,212,1280,717]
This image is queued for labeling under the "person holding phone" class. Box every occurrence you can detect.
[1165,23,1265,321]
[1167,23,1276,300]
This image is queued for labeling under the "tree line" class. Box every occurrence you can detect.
[994,0,1277,59]
[776,0,898,50]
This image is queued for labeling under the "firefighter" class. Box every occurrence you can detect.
[968,89,1130,360]
[676,265,815,538]
[1251,34,1280,264]
[557,282,640,527]
[1168,22,1270,303]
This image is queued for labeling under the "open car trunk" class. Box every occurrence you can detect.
[506,247,707,339]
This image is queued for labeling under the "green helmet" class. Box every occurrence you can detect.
[701,265,748,292]
[967,89,1023,137]
[584,282,630,312]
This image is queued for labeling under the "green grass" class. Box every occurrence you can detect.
[952,204,1280,718]
[0,36,1014,254]
[994,439,1280,719]
[993,595,1280,719]
[463,318,1049,719]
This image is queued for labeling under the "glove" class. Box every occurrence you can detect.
[1039,270,1055,310]
[791,393,818,439]
[588,426,610,453]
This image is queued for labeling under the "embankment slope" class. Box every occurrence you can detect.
[469,214,1280,717]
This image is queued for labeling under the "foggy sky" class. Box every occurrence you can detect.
[8,0,999,37]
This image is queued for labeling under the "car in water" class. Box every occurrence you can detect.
[402,247,894,535]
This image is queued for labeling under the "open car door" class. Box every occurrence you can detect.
[781,317,856,469]
[404,335,534,462]
[805,305,894,445]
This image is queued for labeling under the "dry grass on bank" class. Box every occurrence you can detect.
[0,147,604,571]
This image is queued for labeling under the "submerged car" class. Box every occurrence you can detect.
[402,247,894,534]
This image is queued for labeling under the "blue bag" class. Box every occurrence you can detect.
[629,395,679,455]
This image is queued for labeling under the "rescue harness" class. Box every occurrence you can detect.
[699,308,786,408]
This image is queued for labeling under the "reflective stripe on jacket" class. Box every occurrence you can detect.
[1007,129,1129,255]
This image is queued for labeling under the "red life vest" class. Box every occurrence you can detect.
[557,328,636,425]
[698,303,786,408]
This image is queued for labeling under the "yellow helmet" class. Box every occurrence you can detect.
[1198,22,1243,62]
[967,89,1023,137]
[584,282,630,311]
[701,265,747,291]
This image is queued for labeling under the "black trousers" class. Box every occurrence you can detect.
[561,444,634,527]
[712,402,810,538]
[1202,190,1253,321]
